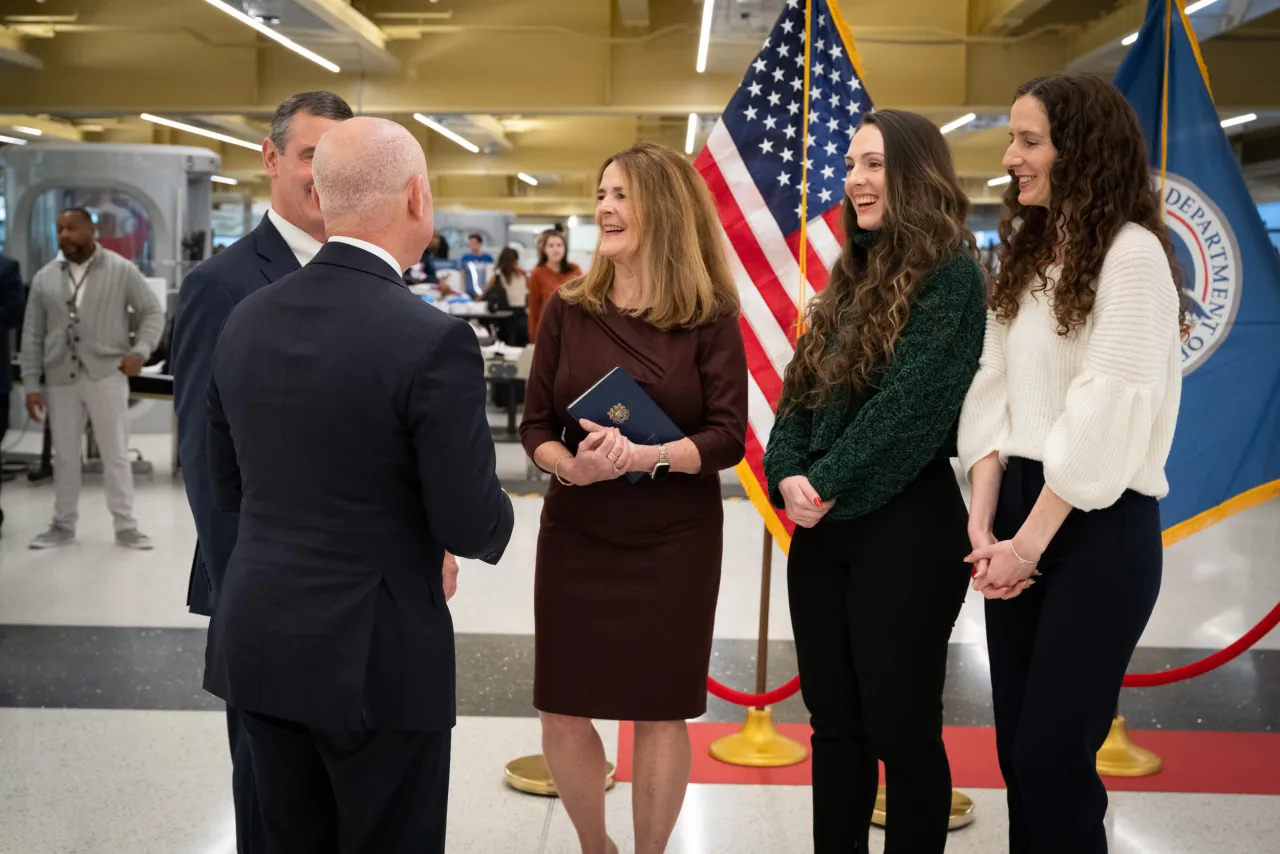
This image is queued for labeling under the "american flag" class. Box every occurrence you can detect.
[694,0,873,549]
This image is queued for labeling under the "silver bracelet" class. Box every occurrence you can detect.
[1010,540,1039,565]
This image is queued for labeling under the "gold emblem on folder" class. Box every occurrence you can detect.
[608,403,630,425]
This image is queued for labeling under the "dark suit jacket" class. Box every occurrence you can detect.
[172,216,301,616]
[0,255,25,395]
[204,241,514,732]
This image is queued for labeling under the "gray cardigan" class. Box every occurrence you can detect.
[20,245,166,389]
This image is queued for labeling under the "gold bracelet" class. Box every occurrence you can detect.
[553,455,575,486]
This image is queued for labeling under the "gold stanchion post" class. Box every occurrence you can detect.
[709,527,808,767]
[1096,714,1162,777]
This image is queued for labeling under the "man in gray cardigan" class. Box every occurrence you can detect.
[20,207,165,549]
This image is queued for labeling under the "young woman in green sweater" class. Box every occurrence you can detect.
[763,109,987,853]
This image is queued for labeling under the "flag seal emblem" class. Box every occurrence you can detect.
[1158,171,1242,375]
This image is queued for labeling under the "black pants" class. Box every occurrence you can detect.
[0,391,8,528]
[239,709,451,854]
[987,458,1162,854]
[227,706,267,853]
[789,458,971,854]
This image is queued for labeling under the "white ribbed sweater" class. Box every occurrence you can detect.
[958,223,1183,511]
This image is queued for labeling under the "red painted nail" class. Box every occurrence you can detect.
[813,498,823,507]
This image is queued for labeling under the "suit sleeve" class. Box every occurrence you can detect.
[19,275,47,391]
[173,267,241,604]
[206,361,242,514]
[0,259,25,330]
[408,319,514,562]
[688,311,748,474]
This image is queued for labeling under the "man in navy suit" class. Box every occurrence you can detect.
[170,91,352,852]
[204,116,514,853]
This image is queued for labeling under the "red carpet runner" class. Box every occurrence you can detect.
[615,722,1280,795]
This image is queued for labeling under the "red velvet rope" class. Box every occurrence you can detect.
[1121,599,1280,688]
[707,675,801,707]
[705,600,1280,705]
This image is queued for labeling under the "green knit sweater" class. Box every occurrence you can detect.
[763,239,987,521]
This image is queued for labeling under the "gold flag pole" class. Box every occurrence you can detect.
[709,526,808,766]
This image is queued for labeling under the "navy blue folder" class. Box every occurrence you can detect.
[566,366,685,483]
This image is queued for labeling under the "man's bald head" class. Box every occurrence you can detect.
[312,117,431,237]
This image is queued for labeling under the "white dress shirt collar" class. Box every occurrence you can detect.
[267,207,323,267]
[326,236,404,279]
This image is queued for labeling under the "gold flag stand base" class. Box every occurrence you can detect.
[872,787,976,831]
[503,754,617,797]
[1096,715,1163,777]
[709,708,809,767]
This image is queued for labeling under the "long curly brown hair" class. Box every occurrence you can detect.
[993,74,1184,333]
[782,109,976,413]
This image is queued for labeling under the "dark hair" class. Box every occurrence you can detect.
[783,109,976,412]
[468,233,483,244]
[269,91,353,154]
[537,229,572,274]
[59,207,95,226]
[992,73,1184,333]
[495,246,520,281]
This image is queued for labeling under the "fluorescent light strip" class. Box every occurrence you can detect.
[12,125,42,136]
[202,0,340,73]
[412,114,480,153]
[988,175,1012,187]
[141,113,262,151]
[940,113,977,135]
[517,172,538,186]
[1124,0,1220,46]
[685,113,698,155]
[1220,113,1257,129]
[696,0,716,73]
[0,134,29,146]
[211,175,239,186]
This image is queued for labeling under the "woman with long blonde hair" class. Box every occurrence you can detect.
[520,142,748,854]
[764,110,986,853]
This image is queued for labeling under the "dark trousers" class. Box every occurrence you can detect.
[227,706,267,853]
[788,459,971,854]
[0,391,8,528]
[239,708,451,854]
[986,458,1162,854]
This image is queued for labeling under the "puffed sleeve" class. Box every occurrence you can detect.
[519,291,567,456]
[688,311,748,474]
[957,309,1012,477]
[1042,230,1180,511]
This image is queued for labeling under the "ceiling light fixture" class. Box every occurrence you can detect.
[12,125,42,136]
[140,113,262,150]
[940,113,977,135]
[696,0,716,73]
[517,172,538,186]
[211,175,239,186]
[685,113,698,155]
[0,134,29,146]
[988,175,1013,187]
[412,114,480,153]
[1220,113,1257,129]
[201,0,340,73]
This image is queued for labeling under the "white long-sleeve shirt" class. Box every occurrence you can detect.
[958,222,1183,511]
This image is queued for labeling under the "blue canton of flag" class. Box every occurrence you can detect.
[1115,0,1280,539]
[719,0,873,236]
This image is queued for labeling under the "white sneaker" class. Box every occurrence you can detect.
[115,529,154,550]
[30,526,76,550]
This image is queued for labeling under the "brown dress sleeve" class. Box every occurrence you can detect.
[520,291,566,458]
[687,310,749,475]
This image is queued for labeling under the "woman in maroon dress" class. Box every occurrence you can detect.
[520,142,748,854]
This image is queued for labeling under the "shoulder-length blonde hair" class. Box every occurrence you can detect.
[561,142,740,329]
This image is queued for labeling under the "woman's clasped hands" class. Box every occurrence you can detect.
[966,528,1040,600]
[572,419,634,485]
[778,475,837,529]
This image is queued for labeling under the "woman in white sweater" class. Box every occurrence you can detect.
[958,74,1183,854]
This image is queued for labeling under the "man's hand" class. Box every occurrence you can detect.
[25,392,45,423]
[443,552,459,602]
[120,353,144,377]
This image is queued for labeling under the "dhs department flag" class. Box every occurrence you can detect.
[1115,0,1280,541]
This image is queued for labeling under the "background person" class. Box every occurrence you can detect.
[526,230,581,343]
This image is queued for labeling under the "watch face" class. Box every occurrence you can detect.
[653,462,671,480]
